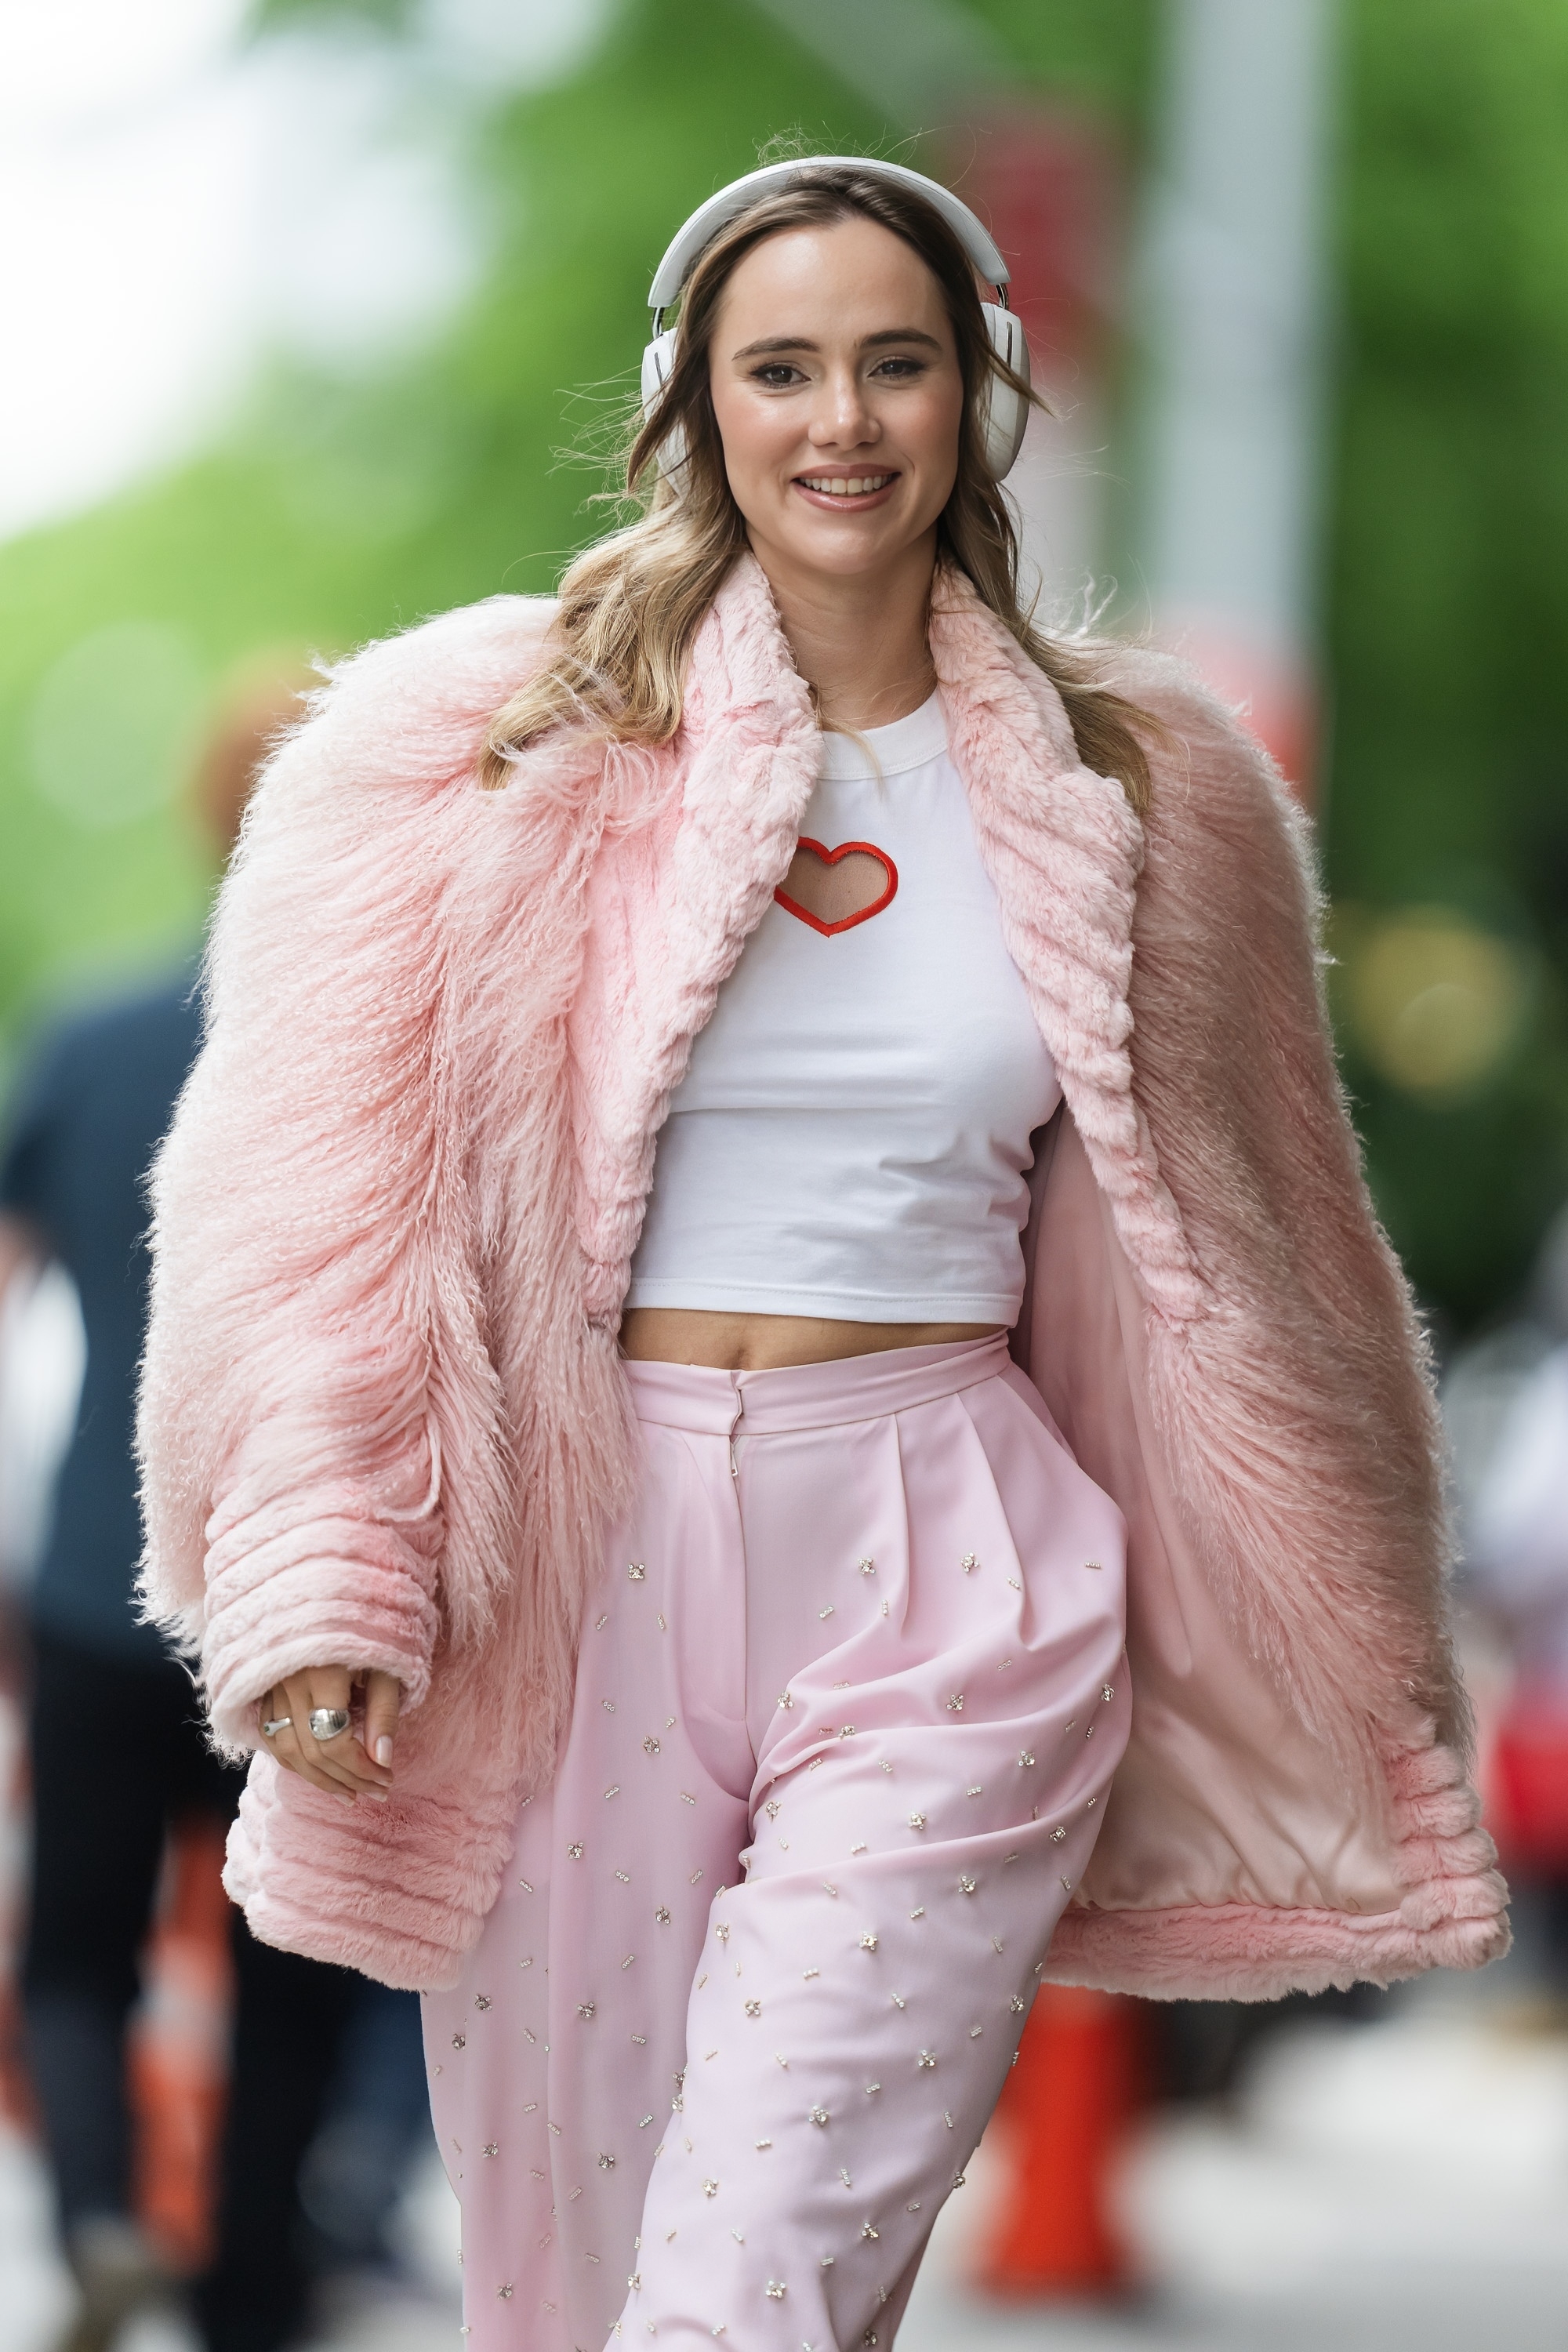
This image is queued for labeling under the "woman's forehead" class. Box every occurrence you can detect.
[716,220,949,341]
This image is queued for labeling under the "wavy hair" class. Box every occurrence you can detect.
[481,164,1157,814]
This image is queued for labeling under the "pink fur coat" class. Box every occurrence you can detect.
[136,555,1508,1997]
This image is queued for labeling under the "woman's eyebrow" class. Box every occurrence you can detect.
[731,336,820,359]
[731,327,944,361]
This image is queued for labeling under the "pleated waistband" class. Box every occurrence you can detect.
[622,1330,1013,1436]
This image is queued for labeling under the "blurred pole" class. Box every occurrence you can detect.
[1136,0,1336,793]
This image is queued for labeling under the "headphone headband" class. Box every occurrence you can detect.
[647,156,1011,314]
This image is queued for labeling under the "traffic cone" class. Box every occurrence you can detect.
[128,1820,234,2270]
[972,1984,1147,2296]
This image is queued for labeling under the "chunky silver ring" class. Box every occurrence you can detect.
[308,1707,352,1742]
[260,1715,292,1738]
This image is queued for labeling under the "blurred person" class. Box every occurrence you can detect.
[0,666,382,2352]
[1468,1219,1568,1994]
[136,158,1503,2352]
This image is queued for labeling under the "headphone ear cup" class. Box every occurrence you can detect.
[640,327,688,485]
[978,303,1031,479]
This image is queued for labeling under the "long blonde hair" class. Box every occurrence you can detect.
[481,165,1156,815]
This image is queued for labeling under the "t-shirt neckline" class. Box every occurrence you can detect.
[818,688,948,781]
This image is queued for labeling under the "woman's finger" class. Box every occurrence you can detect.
[258,1668,395,1798]
[362,1670,401,1777]
[299,1666,391,1798]
[261,1680,353,1802]
[284,1667,364,1798]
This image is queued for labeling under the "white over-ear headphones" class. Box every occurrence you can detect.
[641,155,1031,485]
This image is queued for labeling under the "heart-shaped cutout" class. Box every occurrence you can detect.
[775,837,898,935]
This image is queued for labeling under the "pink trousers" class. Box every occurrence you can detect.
[423,1335,1129,2350]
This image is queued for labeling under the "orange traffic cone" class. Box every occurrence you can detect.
[128,1820,234,2270]
[972,1984,1147,2297]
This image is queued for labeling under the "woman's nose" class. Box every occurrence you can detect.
[807,375,880,451]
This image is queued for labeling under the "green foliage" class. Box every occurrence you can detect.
[962,0,1157,117]
[1325,0,1568,1322]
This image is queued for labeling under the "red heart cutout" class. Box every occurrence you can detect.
[775,838,898,935]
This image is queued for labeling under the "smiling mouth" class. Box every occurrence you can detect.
[793,472,898,499]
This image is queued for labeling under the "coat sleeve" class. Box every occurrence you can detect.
[136,597,550,1750]
[1110,649,1464,1755]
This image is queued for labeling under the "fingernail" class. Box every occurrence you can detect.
[369,1789,390,1803]
[375,1737,394,1767]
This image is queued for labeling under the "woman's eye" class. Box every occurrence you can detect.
[752,364,805,389]
[870,356,924,379]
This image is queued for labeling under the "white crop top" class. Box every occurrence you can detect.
[626,691,1062,1323]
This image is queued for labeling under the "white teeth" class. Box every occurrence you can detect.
[800,474,891,496]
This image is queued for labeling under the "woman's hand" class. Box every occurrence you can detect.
[259,1667,401,1803]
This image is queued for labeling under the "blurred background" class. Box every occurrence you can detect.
[2,0,1567,2347]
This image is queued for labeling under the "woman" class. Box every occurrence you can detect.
[139,159,1506,2349]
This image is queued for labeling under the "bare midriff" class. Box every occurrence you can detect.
[619,1307,1004,1371]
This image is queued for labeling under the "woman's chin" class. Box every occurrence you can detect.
[757,511,932,582]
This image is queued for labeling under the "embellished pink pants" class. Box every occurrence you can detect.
[423,1334,1129,2350]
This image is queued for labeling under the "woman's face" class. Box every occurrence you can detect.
[707,216,965,586]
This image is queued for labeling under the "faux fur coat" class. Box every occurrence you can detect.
[136,554,1508,1997]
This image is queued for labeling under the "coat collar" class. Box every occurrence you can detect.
[928,569,1203,1321]
[583,550,1202,1325]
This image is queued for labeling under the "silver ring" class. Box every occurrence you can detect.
[308,1707,352,1742]
[260,1715,292,1738]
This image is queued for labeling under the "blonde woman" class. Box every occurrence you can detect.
[140,160,1504,2350]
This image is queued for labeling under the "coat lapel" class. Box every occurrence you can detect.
[928,574,1204,1322]
[572,554,822,1313]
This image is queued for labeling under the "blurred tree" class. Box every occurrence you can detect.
[1325,0,1568,1325]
